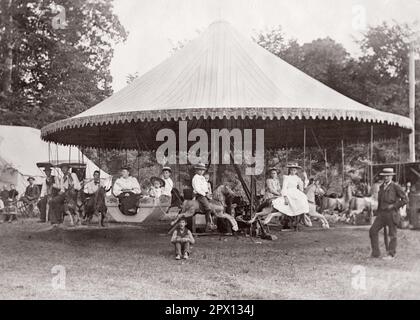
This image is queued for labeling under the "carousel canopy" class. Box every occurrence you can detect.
[41,20,412,150]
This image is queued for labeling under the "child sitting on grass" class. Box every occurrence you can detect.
[170,217,195,260]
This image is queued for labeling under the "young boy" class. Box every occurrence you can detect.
[170,218,195,260]
[203,172,212,199]
[160,166,173,198]
[149,177,164,199]
[192,163,216,231]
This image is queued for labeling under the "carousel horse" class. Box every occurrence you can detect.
[83,186,109,227]
[249,197,312,228]
[170,184,239,232]
[63,186,83,226]
[320,184,353,213]
[304,183,330,229]
[345,184,378,225]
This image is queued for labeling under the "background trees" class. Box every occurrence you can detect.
[0,0,127,127]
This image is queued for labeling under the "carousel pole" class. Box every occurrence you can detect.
[309,153,312,177]
[370,125,374,187]
[341,139,345,189]
[324,149,328,185]
[303,125,306,171]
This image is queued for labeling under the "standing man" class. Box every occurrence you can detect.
[113,166,141,215]
[369,168,408,260]
[192,163,216,232]
[37,166,55,223]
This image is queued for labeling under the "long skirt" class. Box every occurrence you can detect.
[118,192,140,216]
[272,188,309,216]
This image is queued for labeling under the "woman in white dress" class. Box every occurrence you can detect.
[272,163,309,217]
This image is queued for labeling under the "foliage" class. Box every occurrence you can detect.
[0,0,127,127]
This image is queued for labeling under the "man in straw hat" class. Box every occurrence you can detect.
[369,168,407,260]
[192,162,217,231]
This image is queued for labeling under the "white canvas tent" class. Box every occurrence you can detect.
[0,125,109,195]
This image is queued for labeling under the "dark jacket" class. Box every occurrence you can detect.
[24,185,40,200]
[377,181,408,224]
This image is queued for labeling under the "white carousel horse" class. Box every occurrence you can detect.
[321,184,353,213]
[253,183,329,228]
[305,183,330,229]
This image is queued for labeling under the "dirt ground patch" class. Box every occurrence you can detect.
[1,219,420,299]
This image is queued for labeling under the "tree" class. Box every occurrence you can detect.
[0,0,127,127]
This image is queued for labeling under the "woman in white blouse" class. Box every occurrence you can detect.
[272,163,309,216]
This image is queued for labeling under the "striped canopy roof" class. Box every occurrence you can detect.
[41,20,412,150]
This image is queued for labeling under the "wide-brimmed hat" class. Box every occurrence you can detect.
[286,162,302,169]
[161,166,172,173]
[379,168,396,176]
[121,165,131,171]
[267,167,279,173]
[194,163,207,171]
[150,176,165,187]
[27,176,35,182]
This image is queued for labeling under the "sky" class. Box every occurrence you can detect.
[110,0,420,91]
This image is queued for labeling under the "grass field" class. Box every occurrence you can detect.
[1,218,420,299]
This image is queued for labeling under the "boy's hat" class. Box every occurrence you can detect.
[27,176,35,182]
[267,167,279,173]
[162,166,172,173]
[150,176,165,187]
[121,165,131,171]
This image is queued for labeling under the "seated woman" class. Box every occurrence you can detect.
[251,163,311,226]
[271,163,309,215]
[265,167,282,200]
[113,166,141,216]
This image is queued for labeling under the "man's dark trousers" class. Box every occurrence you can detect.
[196,194,213,224]
[369,210,397,257]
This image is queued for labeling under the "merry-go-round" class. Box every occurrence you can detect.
[40,20,413,236]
